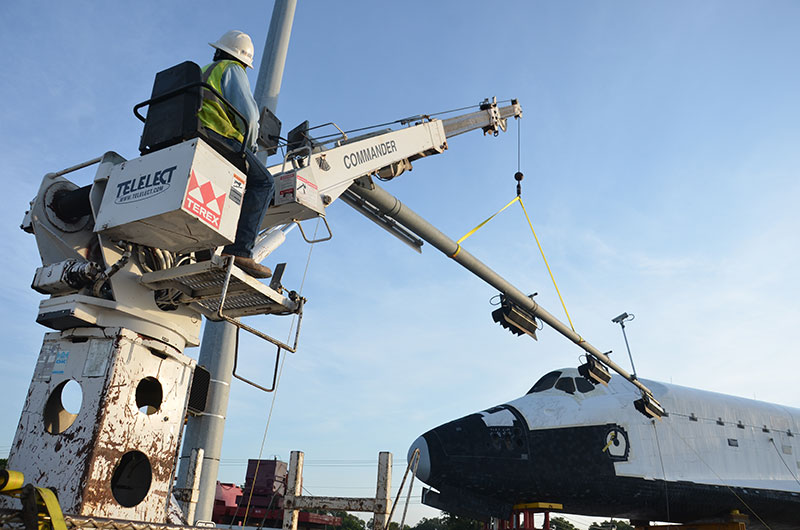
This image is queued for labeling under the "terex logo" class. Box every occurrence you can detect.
[115,165,176,204]
[183,170,226,230]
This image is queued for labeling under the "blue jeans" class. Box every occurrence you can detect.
[205,130,275,258]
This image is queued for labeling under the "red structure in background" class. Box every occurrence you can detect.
[213,459,342,529]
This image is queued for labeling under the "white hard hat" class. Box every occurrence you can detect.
[209,30,255,68]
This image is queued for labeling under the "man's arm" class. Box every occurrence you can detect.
[220,64,260,152]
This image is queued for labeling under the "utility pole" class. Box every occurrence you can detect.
[175,1,297,522]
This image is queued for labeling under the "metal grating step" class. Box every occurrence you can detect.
[140,256,300,319]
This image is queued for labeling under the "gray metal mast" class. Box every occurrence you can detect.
[176,1,297,522]
[254,0,296,161]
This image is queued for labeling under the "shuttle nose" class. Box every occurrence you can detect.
[409,407,530,492]
[408,435,431,482]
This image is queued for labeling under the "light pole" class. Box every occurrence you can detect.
[612,312,637,380]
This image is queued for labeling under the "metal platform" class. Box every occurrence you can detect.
[140,256,300,319]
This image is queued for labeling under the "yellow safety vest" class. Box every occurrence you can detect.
[198,60,245,144]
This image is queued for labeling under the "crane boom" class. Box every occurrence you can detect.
[441,100,521,137]
[254,97,663,415]
[346,179,665,416]
[260,99,522,229]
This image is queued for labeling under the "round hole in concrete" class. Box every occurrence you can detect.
[136,377,163,415]
[111,450,152,507]
[43,379,82,434]
[61,379,83,414]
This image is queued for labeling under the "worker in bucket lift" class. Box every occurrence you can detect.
[198,30,273,278]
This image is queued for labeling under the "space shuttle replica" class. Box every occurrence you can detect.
[410,367,800,529]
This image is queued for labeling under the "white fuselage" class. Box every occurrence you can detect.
[412,367,800,527]
[503,368,800,494]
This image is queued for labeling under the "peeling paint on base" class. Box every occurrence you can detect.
[2,327,195,523]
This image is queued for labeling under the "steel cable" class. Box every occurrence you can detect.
[239,219,320,527]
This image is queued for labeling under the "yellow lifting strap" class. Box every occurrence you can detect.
[0,470,67,530]
[34,487,67,530]
[1,469,25,492]
[450,196,520,258]
[517,196,578,335]
[451,195,579,337]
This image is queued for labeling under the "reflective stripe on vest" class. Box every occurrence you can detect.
[198,60,245,144]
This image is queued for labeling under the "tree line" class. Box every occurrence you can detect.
[330,511,634,530]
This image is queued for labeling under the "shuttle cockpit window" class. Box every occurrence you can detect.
[555,377,576,394]
[527,370,562,394]
[575,377,595,393]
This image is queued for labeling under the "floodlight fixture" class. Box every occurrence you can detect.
[578,355,611,386]
[492,295,539,340]
[612,312,633,324]
[634,392,666,419]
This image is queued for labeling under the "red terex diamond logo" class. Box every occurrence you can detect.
[183,170,226,229]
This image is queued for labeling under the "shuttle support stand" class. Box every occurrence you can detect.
[491,506,748,530]
[489,503,562,530]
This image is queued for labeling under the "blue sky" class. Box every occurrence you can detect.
[1,1,799,528]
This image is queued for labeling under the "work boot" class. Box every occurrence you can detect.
[223,254,272,279]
